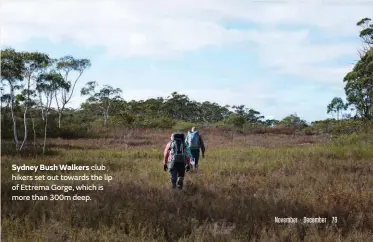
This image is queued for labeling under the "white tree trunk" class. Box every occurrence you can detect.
[20,77,33,151]
[30,113,37,149]
[42,115,48,155]
[19,105,28,151]
[10,104,20,151]
[9,86,20,151]
[58,111,62,129]
[42,93,53,155]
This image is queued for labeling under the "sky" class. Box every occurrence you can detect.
[1,0,372,122]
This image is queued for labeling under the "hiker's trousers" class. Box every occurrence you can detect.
[169,163,185,188]
[190,149,200,167]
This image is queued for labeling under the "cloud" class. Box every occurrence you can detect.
[2,0,370,56]
[244,29,358,83]
[2,0,369,82]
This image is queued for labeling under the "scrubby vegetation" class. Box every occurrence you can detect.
[2,130,373,241]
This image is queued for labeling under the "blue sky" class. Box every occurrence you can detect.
[2,0,372,122]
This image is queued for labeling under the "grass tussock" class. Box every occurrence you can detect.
[2,130,373,241]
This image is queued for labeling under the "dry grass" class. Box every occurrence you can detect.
[2,128,373,241]
[45,128,330,150]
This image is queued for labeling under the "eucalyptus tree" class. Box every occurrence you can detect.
[327,97,347,120]
[19,51,52,150]
[81,81,122,126]
[37,71,67,154]
[1,48,24,150]
[55,56,91,128]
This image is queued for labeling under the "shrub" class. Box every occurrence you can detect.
[143,117,176,129]
[56,124,92,139]
[225,114,246,128]
[312,119,373,135]
[332,133,373,146]
[172,121,197,132]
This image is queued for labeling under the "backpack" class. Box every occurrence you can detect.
[187,131,200,149]
[169,132,186,163]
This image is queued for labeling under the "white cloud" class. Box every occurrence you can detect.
[2,0,369,81]
[1,0,371,120]
[2,0,370,55]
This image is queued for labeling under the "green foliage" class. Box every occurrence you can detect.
[56,124,92,139]
[311,119,373,135]
[343,48,373,120]
[81,81,122,126]
[162,92,197,121]
[21,51,52,76]
[332,133,373,146]
[225,113,246,128]
[357,17,373,45]
[36,71,67,93]
[113,111,136,127]
[327,97,347,120]
[280,113,308,129]
[1,48,25,83]
[56,55,91,75]
[263,119,280,126]
[342,17,373,120]
[172,121,197,132]
[200,101,230,122]
[143,117,176,129]
[232,105,264,123]
[54,55,91,128]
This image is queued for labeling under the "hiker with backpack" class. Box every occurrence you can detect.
[185,127,205,169]
[163,132,192,189]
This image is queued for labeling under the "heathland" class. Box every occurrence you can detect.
[2,127,373,241]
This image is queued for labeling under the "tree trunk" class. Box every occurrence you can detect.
[105,103,110,127]
[58,111,62,129]
[39,92,45,121]
[19,105,28,151]
[57,102,66,129]
[42,95,53,155]
[55,93,62,129]
[43,115,48,155]
[20,76,32,151]
[9,93,20,151]
[30,113,37,150]
[11,107,20,151]
[103,112,108,126]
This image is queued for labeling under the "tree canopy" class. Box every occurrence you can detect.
[327,97,347,120]
[344,45,373,120]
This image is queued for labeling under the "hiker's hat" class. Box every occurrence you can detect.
[191,127,197,132]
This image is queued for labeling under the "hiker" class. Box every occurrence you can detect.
[163,132,192,189]
[185,127,205,169]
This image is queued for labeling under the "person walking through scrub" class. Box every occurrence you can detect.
[163,132,192,189]
[185,127,205,169]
